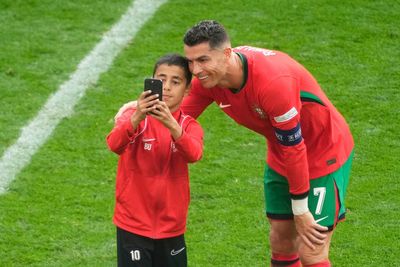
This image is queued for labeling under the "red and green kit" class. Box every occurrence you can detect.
[182,46,354,225]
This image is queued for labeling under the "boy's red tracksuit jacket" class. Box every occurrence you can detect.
[106,108,203,239]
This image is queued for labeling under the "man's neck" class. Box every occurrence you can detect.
[218,52,243,90]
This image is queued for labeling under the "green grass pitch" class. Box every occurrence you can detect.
[0,0,399,266]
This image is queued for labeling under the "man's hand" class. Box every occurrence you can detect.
[294,211,328,250]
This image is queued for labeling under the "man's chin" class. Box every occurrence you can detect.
[199,79,215,89]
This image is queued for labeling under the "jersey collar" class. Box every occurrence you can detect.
[229,52,248,94]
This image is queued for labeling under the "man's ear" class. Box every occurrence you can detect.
[224,47,232,58]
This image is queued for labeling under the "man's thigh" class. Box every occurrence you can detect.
[264,162,352,229]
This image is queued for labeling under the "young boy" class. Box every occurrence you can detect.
[106,54,203,267]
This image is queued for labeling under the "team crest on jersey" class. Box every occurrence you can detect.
[142,137,155,151]
[252,104,267,119]
[144,143,152,151]
[171,142,178,153]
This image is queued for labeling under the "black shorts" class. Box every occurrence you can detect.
[116,227,187,267]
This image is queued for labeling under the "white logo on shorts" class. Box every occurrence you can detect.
[315,216,329,224]
[171,247,185,256]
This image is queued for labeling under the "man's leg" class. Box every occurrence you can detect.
[269,219,301,267]
[264,166,301,266]
[298,231,333,266]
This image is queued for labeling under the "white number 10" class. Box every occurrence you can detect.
[313,187,326,215]
[130,250,141,261]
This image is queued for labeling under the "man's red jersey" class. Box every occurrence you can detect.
[106,108,203,239]
[182,46,353,197]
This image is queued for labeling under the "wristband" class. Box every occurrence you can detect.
[291,197,309,215]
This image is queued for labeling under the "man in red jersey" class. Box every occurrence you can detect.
[180,20,353,267]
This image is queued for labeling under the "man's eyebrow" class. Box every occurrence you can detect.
[187,55,209,62]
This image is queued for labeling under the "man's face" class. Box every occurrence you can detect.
[184,42,229,88]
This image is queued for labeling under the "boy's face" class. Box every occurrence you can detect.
[154,64,189,113]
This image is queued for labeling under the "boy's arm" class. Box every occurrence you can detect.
[106,108,139,155]
[173,119,204,163]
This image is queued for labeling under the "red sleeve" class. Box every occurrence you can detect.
[174,118,204,163]
[181,79,213,119]
[260,76,309,197]
[106,108,138,155]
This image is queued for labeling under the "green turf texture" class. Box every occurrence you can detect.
[0,0,399,266]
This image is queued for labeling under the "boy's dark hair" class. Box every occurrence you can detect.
[183,20,229,49]
[153,53,192,86]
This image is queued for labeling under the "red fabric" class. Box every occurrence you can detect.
[271,253,301,267]
[106,108,203,239]
[303,259,331,267]
[182,46,354,197]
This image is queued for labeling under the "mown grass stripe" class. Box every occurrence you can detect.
[0,0,168,194]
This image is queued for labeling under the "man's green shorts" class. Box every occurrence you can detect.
[264,152,353,229]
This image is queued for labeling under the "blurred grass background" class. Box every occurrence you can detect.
[0,0,399,265]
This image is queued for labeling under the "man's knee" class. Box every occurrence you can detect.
[269,220,297,253]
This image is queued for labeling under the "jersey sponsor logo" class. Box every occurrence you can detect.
[274,123,302,146]
[274,107,298,123]
[252,105,267,119]
[219,102,231,109]
[171,247,185,256]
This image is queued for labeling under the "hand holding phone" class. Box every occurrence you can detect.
[144,78,162,101]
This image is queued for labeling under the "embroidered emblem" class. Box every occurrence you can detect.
[171,142,177,152]
[252,105,267,119]
[144,143,152,151]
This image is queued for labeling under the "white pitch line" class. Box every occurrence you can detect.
[0,0,168,194]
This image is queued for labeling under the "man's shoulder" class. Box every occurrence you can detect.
[234,45,278,57]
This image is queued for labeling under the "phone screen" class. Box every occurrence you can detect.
[144,78,163,101]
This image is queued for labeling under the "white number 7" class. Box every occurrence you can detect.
[313,187,326,215]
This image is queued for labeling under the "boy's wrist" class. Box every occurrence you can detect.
[130,112,144,129]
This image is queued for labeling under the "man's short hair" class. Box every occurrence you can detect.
[183,20,230,49]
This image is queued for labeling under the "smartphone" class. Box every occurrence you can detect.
[144,78,163,101]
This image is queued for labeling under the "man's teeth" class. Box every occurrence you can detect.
[199,75,208,80]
